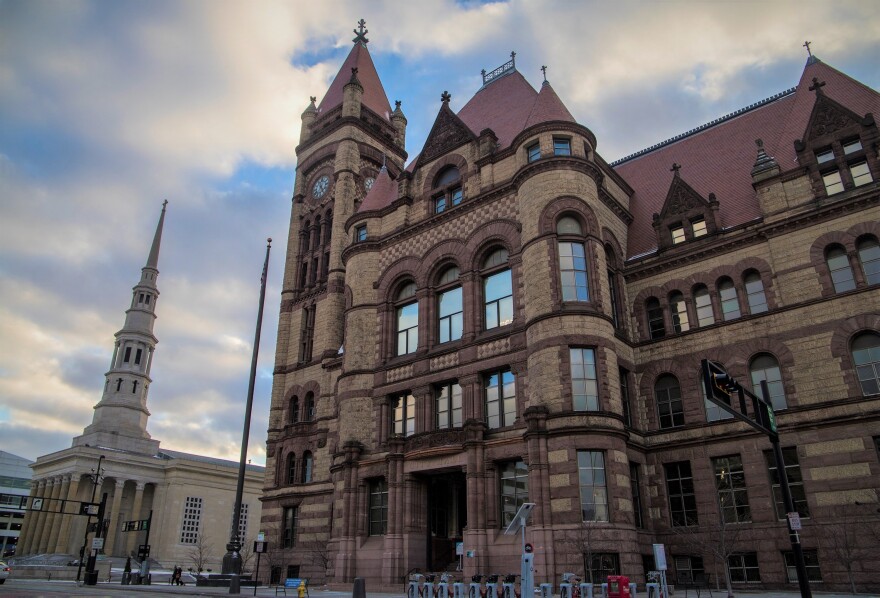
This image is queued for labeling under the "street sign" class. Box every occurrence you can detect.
[32,498,44,511]
[258,531,265,542]
[787,512,802,530]
[254,541,268,553]
[92,538,104,550]
[137,544,150,559]
[122,519,150,532]
[80,502,99,515]
[653,544,667,571]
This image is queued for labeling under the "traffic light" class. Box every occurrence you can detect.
[702,359,740,403]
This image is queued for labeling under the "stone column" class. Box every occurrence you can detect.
[25,479,48,555]
[125,483,146,557]
[103,480,126,555]
[55,475,82,554]
[36,478,61,553]
[16,481,40,555]
[45,475,71,553]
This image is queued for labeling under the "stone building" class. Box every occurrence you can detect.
[261,23,880,592]
[18,203,264,571]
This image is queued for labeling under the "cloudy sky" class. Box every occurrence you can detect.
[1,0,878,465]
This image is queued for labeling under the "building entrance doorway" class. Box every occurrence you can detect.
[426,471,466,572]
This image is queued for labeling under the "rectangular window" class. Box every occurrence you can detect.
[570,348,599,410]
[451,186,463,206]
[134,348,142,365]
[179,496,202,544]
[728,553,761,583]
[630,462,643,529]
[438,287,463,343]
[553,137,571,156]
[695,289,714,326]
[850,161,873,186]
[577,450,609,521]
[435,195,447,213]
[671,225,686,244]
[822,170,844,195]
[500,460,529,528]
[842,139,862,154]
[485,369,516,429]
[764,448,810,519]
[396,302,418,355]
[656,380,684,429]
[620,368,632,427]
[608,269,621,329]
[299,305,315,363]
[527,143,540,163]
[355,225,367,242]
[713,455,751,523]
[815,148,834,164]
[691,217,707,238]
[436,383,462,429]
[282,506,297,548]
[234,503,249,542]
[674,555,705,584]
[123,347,132,363]
[559,242,589,301]
[783,549,822,582]
[665,461,698,526]
[369,479,388,536]
[392,393,415,437]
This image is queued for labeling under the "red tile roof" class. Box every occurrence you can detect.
[317,42,392,121]
[356,167,396,214]
[525,81,576,129]
[457,71,539,149]
[614,59,880,259]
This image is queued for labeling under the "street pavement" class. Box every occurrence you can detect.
[0,580,877,598]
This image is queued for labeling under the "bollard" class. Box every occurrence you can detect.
[230,575,241,594]
[353,577,367,598]
[539,583,553,598]
[560,583,572,598]
[580,583,594,598]
[629,583,637,598]
[646,583,659,598]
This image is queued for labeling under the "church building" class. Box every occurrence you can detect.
[262,22,880,592]
[17,203,265,572]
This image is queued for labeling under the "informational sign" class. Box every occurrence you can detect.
[258,532,265,542]
[254,541,268,553]
[32,498,44,511]
[92,538,104,550]
[787,512,802,530]
[466,550,475,558]
[456,542,464,556]
[524,543,533,553]
[137,544,151,559]
[80,502,99,515]
[122,519,150,532]
[652,544,667,571]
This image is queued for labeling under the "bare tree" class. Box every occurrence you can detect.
[186,535,214,576]
[667,517,747,598]
[298,540,332,584]
[822,498,880,594]
[561,520,601,583]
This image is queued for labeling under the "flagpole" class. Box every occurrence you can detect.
[224,238,272,594]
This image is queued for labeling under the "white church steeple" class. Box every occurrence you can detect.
[72,201,168,455]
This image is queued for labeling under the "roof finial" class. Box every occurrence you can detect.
[395,100,401,109]
[310,96,316,104]
[353,19,369,45]
[670,162,682,176]
[809,76,826,95]
[510,50,516,68]
[162,199,168,209]
[441,90,451,104]
[803,40,812,58]
[381,152,387,171]
[541,65,548,83]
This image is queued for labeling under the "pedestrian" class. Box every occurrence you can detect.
[170,565,176,585]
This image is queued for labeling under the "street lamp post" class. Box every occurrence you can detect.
[76,455,105,582]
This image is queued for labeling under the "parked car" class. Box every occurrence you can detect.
[0,560,10,584]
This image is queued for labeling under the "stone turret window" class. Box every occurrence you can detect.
[691,217,707,238]
[124,347,132,363]
[355,225,367,242]
[290,396,300,424]
[135,348,142,365]
[304,392,315,421]
[526,142,540,163]
[553,137,571,156]
[570,348,598,411]
[655,374,684,429]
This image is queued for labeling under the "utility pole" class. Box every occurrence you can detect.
[76,455,105,582]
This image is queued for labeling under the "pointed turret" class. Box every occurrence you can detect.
[316,20,392,121]
[391,100,407,148]
[72,201,168,456]
[300,96,318,144]
[524,77,576,129]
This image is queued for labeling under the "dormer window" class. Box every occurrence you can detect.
[670,224,686,245]
[433,166,463,213]
[553,137,571,156]
[843,139,862,154]
[815,148,834,164]
[691,217,707,238]
[851,161,872,186]
[527,143,540,163]
[822,170,844,195]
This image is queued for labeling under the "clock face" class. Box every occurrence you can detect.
[364,177,375,192]
[312,175,330,199]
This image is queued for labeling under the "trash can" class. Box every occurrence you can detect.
[84,570,99,586]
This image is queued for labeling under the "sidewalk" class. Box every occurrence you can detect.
[1,580,877,598]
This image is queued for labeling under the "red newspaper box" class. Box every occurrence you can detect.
[607,576,630,598]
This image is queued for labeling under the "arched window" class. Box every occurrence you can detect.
[437,266,463,343]
[646,297,665,339]
[301,452,313,483]
[744,271,768,314]
[669,291,690,333]
[304,392,315,421]
[857,237,880,285]
[557,217,589,302]
[433,166,463,213]
[826,245,855,292]
[694,285,714,326]
[286,452,296,485]
[289,396,300,424]
[482,248,513,329]
[395,282,418,355]
[852,332,880,396]
[718,278,741,320]
[750,354,788,410]
[655,374,684,429]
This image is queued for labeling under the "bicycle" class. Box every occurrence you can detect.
[408,573,427,598]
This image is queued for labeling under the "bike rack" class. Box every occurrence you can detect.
[539,583,553,598]
[485,581,499,597]
[453,583,466,598]
[580,582,594,598]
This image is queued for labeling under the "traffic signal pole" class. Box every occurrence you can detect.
[761,381,812,598]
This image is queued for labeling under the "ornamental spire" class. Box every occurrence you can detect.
[353,18,369,46]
